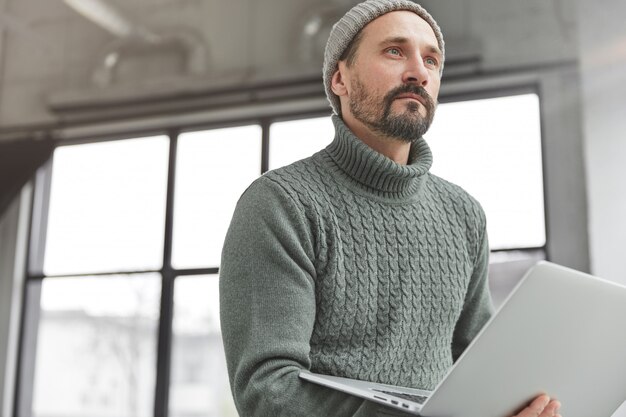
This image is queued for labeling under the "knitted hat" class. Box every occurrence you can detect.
[323,0,445,115]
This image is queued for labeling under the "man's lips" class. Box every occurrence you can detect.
[394,93,426,106]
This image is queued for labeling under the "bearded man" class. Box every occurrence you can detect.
[220,1,562,416]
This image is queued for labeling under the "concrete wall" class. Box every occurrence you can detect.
[425,0,578,69]
[577,0,626,285]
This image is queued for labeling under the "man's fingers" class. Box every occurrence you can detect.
[514,395,563,417]
[525,395,551,417]
[539,400,561,417]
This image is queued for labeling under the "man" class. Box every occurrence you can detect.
[220,1,562,416]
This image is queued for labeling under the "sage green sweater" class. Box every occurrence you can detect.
[220,115,494,417]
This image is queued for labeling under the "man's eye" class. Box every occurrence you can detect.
[425,57,438,66]
[387,48,401,56]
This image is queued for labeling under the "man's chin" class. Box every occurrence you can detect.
[379,113,432,142]
[388,111,429,126]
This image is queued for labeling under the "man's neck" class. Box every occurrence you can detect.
[341,114,412,165]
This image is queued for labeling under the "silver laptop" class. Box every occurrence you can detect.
[300,261,626,417]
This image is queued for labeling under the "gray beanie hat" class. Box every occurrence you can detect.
[323,0,445,115]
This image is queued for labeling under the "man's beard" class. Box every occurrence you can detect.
[349,77,436,143]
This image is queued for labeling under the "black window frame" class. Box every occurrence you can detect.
[13,85,551,417]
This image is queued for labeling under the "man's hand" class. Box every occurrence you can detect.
[513,395,561,417]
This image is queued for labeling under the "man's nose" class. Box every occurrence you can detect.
[402,56,429,87]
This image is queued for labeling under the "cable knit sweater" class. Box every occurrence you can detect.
[220,115,494,417]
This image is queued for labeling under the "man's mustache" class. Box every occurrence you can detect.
[383,84,436,112]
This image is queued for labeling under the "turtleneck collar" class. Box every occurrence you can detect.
[317,115,433,202]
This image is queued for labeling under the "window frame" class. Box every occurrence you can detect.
[13,68,588,416]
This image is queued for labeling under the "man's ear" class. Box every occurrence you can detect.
[331,63,349,97]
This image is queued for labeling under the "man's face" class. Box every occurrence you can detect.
[334,11,442,143]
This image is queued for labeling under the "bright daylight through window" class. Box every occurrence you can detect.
[44,136,170,275]
[172,126,261,269]
[33,274,160,417]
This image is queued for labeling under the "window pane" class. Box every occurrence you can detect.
[172,125,262,269]
[426,94,545,250]
[269,116,334,170]
[44,136,169,275]
[31,274,161,417]
[169,275,237,417]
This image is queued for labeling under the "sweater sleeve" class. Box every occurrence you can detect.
[220,176,384,417]
[451,210,495,362]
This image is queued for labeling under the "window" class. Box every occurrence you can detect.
[18,91,546,416]
[427,93,545,250]
[170,275,236,417]
[31,275,160,417]
[44,136,169,275]
[172,126,262,269]
[269,116,334,170]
